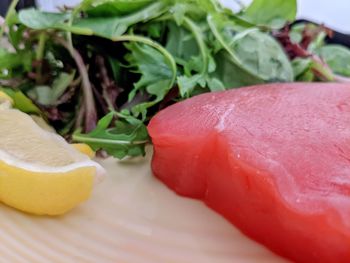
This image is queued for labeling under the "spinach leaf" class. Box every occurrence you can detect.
[81,0,154,17]
[212,50,264,88]
[231,29,293,82]
[208,16,293,84]
[18,8,93,35]
[242,0,297,28]
[19,9,70,29]
[318,45,350,77]
[74,1,168,39]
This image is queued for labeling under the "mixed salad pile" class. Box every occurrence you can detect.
[1,0,350,158]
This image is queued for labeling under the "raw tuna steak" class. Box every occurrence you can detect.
[148,83,350,263]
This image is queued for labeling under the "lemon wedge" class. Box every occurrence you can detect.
[0,99,105,216]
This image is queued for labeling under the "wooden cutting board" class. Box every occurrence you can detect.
[0,150,287,262]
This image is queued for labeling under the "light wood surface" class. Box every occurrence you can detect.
[0,151,288,262]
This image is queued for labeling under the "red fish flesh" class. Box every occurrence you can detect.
[148,83,350,263]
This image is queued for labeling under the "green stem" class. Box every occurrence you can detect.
[311,56,335,81]
[104,94,115,111]
[36,33,46,61]
[72,133,149,146]
[55,37,97,132]
[0,0,20,38]
[64,25,93,36]
[183,17,208,76]
[66,6,81,53]
[35,32,47,84]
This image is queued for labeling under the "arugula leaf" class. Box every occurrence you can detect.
[177,74,204,96]
[72,111,149,159]
[206,77,226,91]
[318,45,350,77]
[165,21,199,64]
[241,0,297,28]
[164,15,222,96]
[123,38,176,118]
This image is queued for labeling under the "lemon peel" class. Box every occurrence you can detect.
[0,101,105,216]
[72,143,96,159]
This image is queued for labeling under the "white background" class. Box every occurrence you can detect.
[36,0,350,33]
[221,0,350,33]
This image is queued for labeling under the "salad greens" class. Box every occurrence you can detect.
[1,0,350,159]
